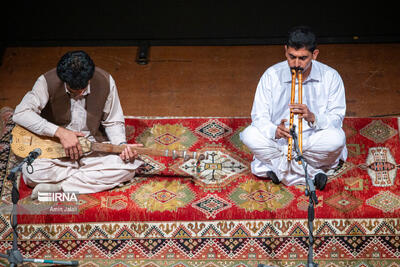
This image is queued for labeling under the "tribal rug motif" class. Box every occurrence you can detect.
[0,107,400,266]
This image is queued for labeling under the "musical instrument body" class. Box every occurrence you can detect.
[10,125,203,161]
[287,69,303,163]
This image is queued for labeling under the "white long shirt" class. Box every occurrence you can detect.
[251,60,346,140]
[13,74,127,145]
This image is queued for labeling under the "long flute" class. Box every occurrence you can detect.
[287,69,303,162]
[298,71,303,159]
[287,69,296,161]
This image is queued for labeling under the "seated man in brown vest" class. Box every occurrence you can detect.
[12,50,143,199]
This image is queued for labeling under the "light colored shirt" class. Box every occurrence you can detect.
[13,74,127,145]
[251,60,346,140]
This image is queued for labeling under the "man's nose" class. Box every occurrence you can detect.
[294,58,300,67]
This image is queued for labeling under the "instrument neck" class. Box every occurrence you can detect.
[90,142,201,160]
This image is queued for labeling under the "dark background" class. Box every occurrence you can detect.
[2,1,399,47]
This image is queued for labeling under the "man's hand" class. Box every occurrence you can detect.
[275,119,291,139]
[120,144,143,163]
[54,127,85,160]
[289,104,315,123]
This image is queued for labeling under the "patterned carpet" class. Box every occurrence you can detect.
[0,107,400,266]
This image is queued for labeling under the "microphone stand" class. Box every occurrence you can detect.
[290,125,319,267]
[0,148,78,266]
[259,126,318,267]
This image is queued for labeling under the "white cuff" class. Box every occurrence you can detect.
[44,123,60,137]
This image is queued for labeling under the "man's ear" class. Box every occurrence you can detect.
[312,49,319,60]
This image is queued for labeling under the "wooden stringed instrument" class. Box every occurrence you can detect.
[10,125,204,161]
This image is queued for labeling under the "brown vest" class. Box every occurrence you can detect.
[41,67,110,142]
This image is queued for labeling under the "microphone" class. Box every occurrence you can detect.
[7,148,42,181]
[28,148,42,159]
[26,148,42,164]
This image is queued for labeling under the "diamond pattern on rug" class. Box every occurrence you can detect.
[191,194,232,218]
[214,237,249,256]
[137,155,166,175]
[195,119,233,141]
[154,132,179,146]
[172,237,208,257]
[135,238,169,257]
[229,180,294,212]
[131,180,195,212]
[360,120,398,143]
[366,191,400,213]
[325,191,363,213]
[136,123,197,150]
[151,188,177,203]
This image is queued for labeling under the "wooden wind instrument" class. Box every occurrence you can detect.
[287,69,303,162]
[287,69,296,161]
[298,71,303,159]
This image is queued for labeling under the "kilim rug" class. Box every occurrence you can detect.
[0,106,400,266]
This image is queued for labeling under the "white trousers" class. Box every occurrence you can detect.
[240,125,347,186]
[22,152,143,194]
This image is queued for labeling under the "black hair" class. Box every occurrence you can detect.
[286,25,317,52]
[56,50,95,90]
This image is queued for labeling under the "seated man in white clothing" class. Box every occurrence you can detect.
[240,25,347,190]
[13,50,143,199]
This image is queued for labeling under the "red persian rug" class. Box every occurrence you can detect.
[1,108,400,266]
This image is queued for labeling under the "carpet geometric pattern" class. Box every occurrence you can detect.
[0,107,399,266]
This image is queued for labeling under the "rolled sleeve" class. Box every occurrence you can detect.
[13,76,60,137]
